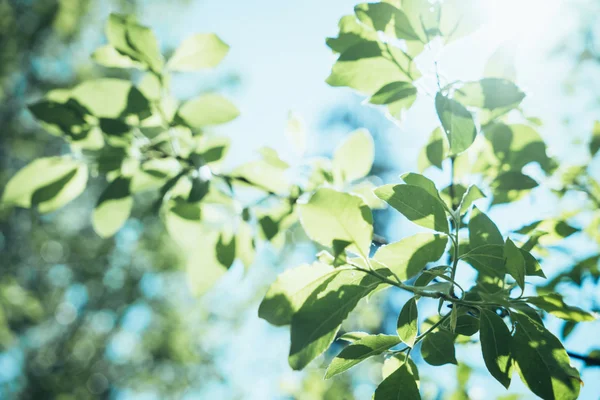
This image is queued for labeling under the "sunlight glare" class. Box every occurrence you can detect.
[483,0,559,43]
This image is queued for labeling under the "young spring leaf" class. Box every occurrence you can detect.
[400,173,445,206]
[375,184,449,233]
[178,94,240,128]
[512,313,581,400]
[325,334,401,378]
[397,297,418,347]
[504,238,526,290]
[418,127,448,172]
[373,233,447,280]
[435,92,477,155]
[299,189,373,257]
[105,14,163,71]
[332,129,374,183]
[374,363,421,400]
[288,268,385,370]
[92,45,144,69]
[2,157,87,214]
[258,263,338,326]
[92,177,133,238]
[326,14,378,54]
[354,2,420,40]
[479,309,513,388]
[469,206,503,248]
[458,185,486,215]
[71,79,151,119]
[527,294,595,322]
[453,78,525,110]
[167,33,229,71]
[421,330,457,366]
[326,41,419,95]
[368,81,418,119]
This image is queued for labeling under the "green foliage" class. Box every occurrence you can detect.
[3,3,598,400]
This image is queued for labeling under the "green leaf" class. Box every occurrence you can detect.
[374,363,421,400]
[458,185,486,215]
[435,92,477,155]
[299,189,373,257]
[231,159,291,196]
[479,309,513,388]
[289,268,384,370]
[28,99,89,138]
[326,15,378,54]
[521,248,545,278]
[516,219,579,246]
[92,177,133,238]
[437,0,484,43]
[527,294,595,322]
[418,127,448,172]
[397,297,418,346]
[512,313,581,400]
[421,330,457,366]
[484,123,553,173]
[2,157,87,213]
[368,81,417,119]
[454,78,525,110]
[375,184,449,233]
[373,233,447,280]
[167,33,229,71]
[105,14,163,72]
[504,238,525,290]
[469,206,503,249]
[400,0,441,42]
[354,2,420,40]
[91,45,144,69]
[493,171,538,191]
[461,244,505,278]
[178,93,239,128]
[590,121,600,157]
[258,263,337,326]
[327,41,420,95]
[325,334,401,378]
[333,129,374,183]
[455,314,479,336]
[71,79,151,119]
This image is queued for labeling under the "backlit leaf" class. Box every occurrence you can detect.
[375,184,449,233]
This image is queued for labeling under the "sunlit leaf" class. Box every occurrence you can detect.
[325,334,401,378]
[512,314,581,400]
[326,15,378,54]
[327,41,420,95]
[527,294,595,322]
[333,129,374,183]
[369,81,417,119]
[454,78,525,110]
[397,297,418,346]
[479,309,513,388]
[505,238,526,290]
[2,157,87,214]
[92,177,133,238]
[375,184,449,233]
[71,79,151,119]
[167,33,229,71]
[374,363,421,400]
[435,92,477,155]
[299,189,373,257]
[421,330,457,366]
[373,233,447,280]
[289,268,384,369]
[178,93,239,128]
[354,2,419,40]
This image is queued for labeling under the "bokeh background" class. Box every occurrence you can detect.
[1,0,599,399]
